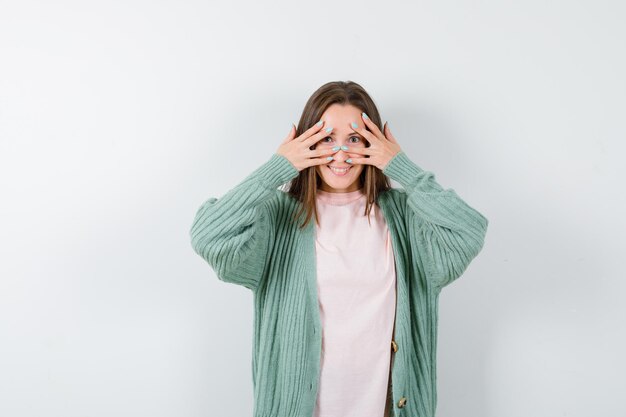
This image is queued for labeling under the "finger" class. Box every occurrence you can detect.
[297,119,326,142]
[384,122,398,144]
[310,147,341,158]
[358,113,387,142]
[346,156,375,165]
[348,119,379,145]
[303,124,334,148]
[338,146,373,155]
[303,155,337,168]
[281,123,296,144]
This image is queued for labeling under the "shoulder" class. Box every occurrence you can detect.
[378,187,407,207]
[262,189,301,218]
[381,187,405,198]
[275,189,298,207]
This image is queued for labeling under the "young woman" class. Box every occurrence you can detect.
[190,81,489,417]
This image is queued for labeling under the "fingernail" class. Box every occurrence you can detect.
[362,112,369,119]
[346,158,352,163]
[341,145,349,151]
[351,122,358,129]
[332,146,340,151]
[326,156,334,161]
[325,126,333,133]
[316,120,323,126]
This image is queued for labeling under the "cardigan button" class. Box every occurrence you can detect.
[397,396,407,408]
[391,340,398,353]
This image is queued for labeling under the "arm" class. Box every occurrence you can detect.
[382,151,489,291]
[189,153,299,291]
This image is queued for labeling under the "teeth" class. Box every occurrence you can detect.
[329,166,350,173]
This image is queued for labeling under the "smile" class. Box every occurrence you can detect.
[328,165,351,176]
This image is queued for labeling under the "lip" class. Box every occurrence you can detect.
[327,165,352,176]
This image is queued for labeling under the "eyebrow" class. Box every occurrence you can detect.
[329,132,364,137]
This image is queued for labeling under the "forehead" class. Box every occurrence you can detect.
[320,103,362,125]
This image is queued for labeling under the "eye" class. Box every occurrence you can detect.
[349,136,361,143]
[321,137,333,143]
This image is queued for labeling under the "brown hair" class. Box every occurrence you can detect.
[285,81,392,229]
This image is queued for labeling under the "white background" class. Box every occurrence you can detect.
[1,1,624,416]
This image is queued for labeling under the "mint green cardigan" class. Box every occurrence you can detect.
[189,150,488,417]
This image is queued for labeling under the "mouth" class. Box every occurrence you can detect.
[327,165,352,176]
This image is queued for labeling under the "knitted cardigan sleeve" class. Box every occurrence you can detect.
[189,153,299,291]
[382,150,489,291]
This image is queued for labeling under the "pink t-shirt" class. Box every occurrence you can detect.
[312,187,397,417]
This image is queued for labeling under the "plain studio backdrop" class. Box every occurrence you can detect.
[1,0,624,416]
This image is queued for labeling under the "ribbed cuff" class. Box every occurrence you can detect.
[253,153,300,189]
[382,150,424,187]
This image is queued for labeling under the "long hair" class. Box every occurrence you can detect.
[286,81,392,229]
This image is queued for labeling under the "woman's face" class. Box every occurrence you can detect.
[314,103,368,192]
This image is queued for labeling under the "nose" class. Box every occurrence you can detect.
[332,149,350,162]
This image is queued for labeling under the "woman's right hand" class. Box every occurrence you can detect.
[276,121,338,172]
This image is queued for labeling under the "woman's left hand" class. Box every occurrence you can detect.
[346,113,402,170]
